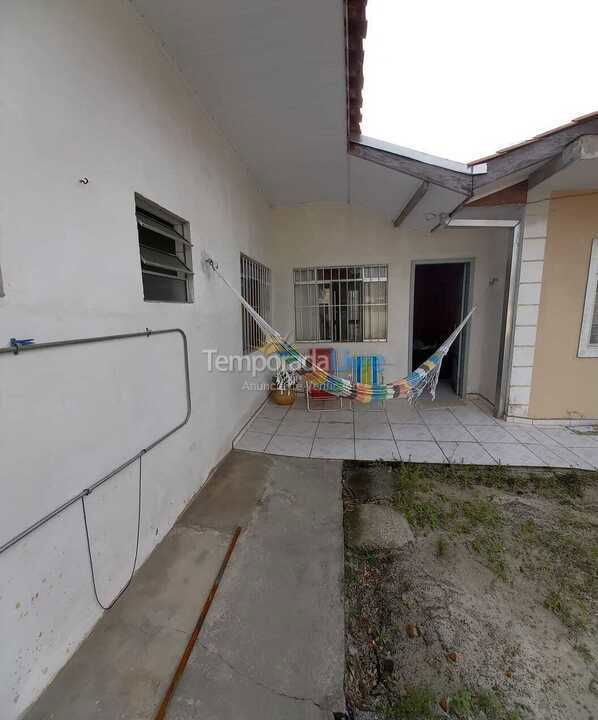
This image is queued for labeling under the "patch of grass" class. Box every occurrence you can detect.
[391,465,446,529]
[439,462,590,504]
[517,515,597,632]
[471,531,509,581]
[386,687,436,719]
[458,497,503,533]
[436,536,449,558]
[450,688,474,716]
[449,688,521,720]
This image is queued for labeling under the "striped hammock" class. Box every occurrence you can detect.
[208,259,475,404]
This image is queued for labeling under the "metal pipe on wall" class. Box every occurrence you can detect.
[0,327,191,555]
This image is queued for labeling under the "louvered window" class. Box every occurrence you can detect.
[136,195,193,303]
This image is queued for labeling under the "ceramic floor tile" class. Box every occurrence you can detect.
[355,439,400,461]
[466,425,516,443]
[522,444,589,469]
[354,423,393,440]
[482,443,545,466]
[276,419,318,438]
[316,422,354,439]
[234,431,271,452]
[249,417,281,434]
[265,434,313,458]
[450,407,497,426]
[390,424,434,441]
[428,424,475,442]
[307,398,345,412]
[318,409,354,423]
[565,446,598,468]
[310,438,355,460]
[504,425,555,444]
[439,442,496,465]
[353,412,389,427]
[538,427,598,448]
[258,405,290,421]
[395,441,447,463]
[385,403,425,424]
[285,408,320,423]
[419,409,462,426]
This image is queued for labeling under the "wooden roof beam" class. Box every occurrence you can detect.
[527,135,598,189]
[349,142,474,195]
[393,181,429,227]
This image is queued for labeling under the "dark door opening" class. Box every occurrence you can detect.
[411,262,470,397]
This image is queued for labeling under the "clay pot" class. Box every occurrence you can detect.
[271,388,296,405]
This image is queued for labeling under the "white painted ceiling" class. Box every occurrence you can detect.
[131,0,466,224]
[132,0,349,206]
[533,157,598,195]
[349,157,466,230]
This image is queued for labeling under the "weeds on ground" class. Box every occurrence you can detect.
[376,461,598,619]
[389,463,511,580]
[383,687,436,719]
[516,514,598,632]
[382,686,521,720]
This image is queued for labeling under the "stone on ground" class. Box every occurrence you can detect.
[347,504,414,549]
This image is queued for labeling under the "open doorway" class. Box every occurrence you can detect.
[411,260,472,400]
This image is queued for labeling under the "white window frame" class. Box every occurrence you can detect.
[240,254,272,354]
[293,264,389,343]
[135,194,194,304]
[578,237,598,358]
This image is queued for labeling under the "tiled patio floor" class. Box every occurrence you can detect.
[234,394,598,469]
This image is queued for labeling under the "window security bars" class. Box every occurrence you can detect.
[293,265,388,342]
[241,254,272,354]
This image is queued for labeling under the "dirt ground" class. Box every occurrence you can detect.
[343,461,598,720]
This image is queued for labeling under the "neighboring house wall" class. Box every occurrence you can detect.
[528,192,598,419]
[271,203,511,404]
[1,1,272,717]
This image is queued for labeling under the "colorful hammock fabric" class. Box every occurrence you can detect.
[207,259,475,404]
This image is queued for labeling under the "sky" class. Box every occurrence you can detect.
[361,0,598,164]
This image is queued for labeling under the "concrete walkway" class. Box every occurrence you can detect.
[23,451,345,720]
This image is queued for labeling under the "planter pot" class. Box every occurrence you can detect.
[271,388,296,405]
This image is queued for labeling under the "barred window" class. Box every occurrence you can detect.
[293,265,388,342]
[241,254,272,354]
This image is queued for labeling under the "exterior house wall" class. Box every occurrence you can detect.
[0,1,273,717]
[527,192,598,419]
[506,199,549,419]
[271,203,511,404]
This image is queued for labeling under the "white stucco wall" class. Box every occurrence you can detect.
[271,203,511,404]
[0,1,273,716]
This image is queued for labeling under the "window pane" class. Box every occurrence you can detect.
[142,272,187,302]
[136,201,192,303]
[293,264,388,342]
[140,246,192,274]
